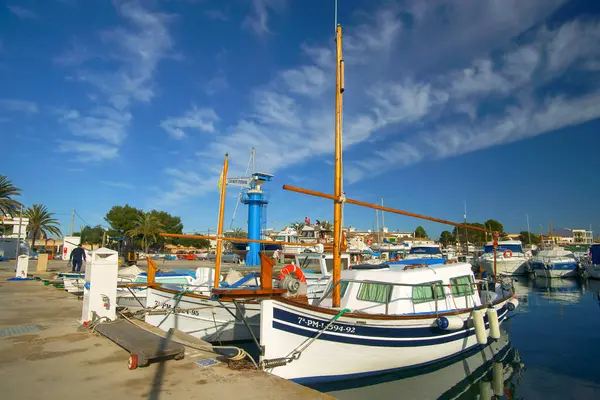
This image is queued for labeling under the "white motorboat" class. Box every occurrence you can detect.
[259,262,518,383]
[478,240,529,276]
[529,248,579,278]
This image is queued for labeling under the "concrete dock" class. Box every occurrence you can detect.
[0,267,333,399]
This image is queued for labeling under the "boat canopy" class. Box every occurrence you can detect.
[590,244,600,264]
[409,245,442,255]
[483,240,523,254]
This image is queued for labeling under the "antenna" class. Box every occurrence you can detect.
[334,0,338,31]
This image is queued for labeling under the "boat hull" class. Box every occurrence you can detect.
[583,264,600,280]
[145,287,261,342]
[529,261,578,278]
[259,298,511,383]
[480,257,528,276]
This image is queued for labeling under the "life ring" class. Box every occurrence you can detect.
[503,249,513,258]
[279,264,306,283]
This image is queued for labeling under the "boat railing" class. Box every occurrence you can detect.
[317,278,496,315]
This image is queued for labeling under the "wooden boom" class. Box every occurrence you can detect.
[281,184,494,234]
[160,232,325,247]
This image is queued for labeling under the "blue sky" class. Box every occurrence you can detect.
[1,0,600,238]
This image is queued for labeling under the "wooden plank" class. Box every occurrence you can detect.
[211,288,286,300]
[95,319,184,362]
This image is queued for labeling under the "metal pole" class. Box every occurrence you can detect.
[15,204,23,267]
[332,24,344,308]
[251,147,255,175]
[525,214,533,248]
[214,154,229,288]
[70,209,75,236]
[493,231,499,280]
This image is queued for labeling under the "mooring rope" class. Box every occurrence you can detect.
[261,308,351,369]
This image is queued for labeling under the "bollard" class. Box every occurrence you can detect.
[16,255,29,278]
[81,247,119,323]
[37,253,49,272]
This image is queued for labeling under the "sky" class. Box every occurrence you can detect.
[1,0,600,239]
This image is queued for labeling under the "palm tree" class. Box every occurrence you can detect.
[224,228,248,239]
[127,212,165,253]
[319,220,333,231]
[25,204,62,250]
[0,175,22,217]
[290,222,305,233]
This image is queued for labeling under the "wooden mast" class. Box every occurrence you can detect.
[332,23,344,308]
[214,154,229,288]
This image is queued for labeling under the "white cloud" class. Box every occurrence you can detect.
[58,106,131,144]
[56,1,176,160]
[7,5,37,19]
[154,2,600,205]
[57,141,119,162]
[242,0,285,37]
[0,99,39,114]
[100,181,135,189]
[204,70,229,95]
[161,106,219,139]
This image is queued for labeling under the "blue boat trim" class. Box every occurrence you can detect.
[273,306,506,339]
[272,306,507,347]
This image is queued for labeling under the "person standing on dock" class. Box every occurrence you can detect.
[69,244,87,273]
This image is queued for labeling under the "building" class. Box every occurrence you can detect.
[572,229,594,245]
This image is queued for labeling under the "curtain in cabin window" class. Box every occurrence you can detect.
[412,281,445,304]
[451,276,474,296]
[357,283,391,304]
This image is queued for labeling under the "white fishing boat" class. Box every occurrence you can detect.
[60,266,196,296]
[478,240,529,276]
[529,248,579,278]
[143,255,348,342]
[582,244,600,279]
[259,262,518,383]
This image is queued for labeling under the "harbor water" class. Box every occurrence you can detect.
[308,277,600,399]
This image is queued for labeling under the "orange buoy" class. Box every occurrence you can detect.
[279,264,306,283]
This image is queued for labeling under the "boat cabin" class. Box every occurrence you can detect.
[483,240,524,255]
[407,244,443,259]
[317,262,481,315]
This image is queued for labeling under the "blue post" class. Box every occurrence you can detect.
[241,173,272,266]
[245,191,265,266]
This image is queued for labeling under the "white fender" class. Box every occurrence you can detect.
[436,315,465,330]
[492,362,504,396]
[472,309,487,345]
[487,307,501,339]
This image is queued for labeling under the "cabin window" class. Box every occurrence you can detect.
[357,283,392,304]
[450,276,474,296]
[412,281,445,304]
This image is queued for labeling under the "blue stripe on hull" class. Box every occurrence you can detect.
[273,306,506,340]
[273,310,506,348]
[530,262,578,271]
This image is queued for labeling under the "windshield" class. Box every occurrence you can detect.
[409,246,441,255]
[484,244,523,253]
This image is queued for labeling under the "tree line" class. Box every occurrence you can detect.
[0,175,62,249]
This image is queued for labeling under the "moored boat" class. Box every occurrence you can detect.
[529,248,579,278]
[259,262,518,383]
[479,240,529,276]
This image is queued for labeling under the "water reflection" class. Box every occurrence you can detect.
[311,276,600,399]
[314,328,524,400]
